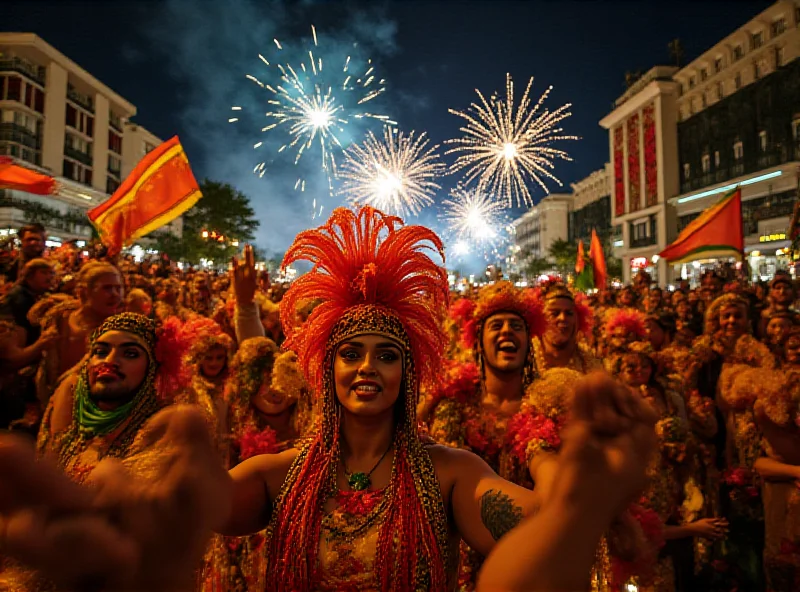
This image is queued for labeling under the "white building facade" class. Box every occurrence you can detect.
[0,33,179,246]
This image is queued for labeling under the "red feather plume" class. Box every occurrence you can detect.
[605,308,648,340]
[463,281,545,347]
[154,316,192,397]
[280,206,449,392]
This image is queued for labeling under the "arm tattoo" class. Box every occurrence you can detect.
[480,488,524,541]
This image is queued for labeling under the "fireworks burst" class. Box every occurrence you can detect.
[446,73,577,208]
[338,127,446,217]
[235,25,394,193]
[439,186,510,259]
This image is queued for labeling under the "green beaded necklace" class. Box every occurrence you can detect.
[74,375,139,437]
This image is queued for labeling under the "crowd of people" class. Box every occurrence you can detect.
[0,210,797,591]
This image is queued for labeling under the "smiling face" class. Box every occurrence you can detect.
[719,303,749,339]
[481,312,529,374]
[200,345,228,379]
[88,330,149,404]
[543,298,577,350]
[333,334,404,418]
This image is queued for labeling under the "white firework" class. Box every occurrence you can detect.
[440,187,510,258]
[446,73,577,208]
[338,127,446,217]
[234,25,394,193]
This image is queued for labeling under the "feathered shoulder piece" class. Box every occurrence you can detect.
[605,308,647,340]
[522,366,582,419]
[464,281,545,347]
[280,206,449,392]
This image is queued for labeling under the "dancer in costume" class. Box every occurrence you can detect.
[0,207,659,592]
[753,326,800,591]
[0,312,189,591]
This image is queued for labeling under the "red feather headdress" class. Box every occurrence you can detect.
[280,206,449,394]
[605,308,648,341]
[462,281,545,347]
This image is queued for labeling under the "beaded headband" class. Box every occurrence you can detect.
[91,312,157,359]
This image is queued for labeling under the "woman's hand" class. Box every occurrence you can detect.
[688,517,729,540]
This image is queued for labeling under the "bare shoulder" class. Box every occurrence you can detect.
[230,447,301,497]
[426,444,493,483]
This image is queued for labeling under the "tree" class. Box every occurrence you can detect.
[153,179,260,265]
[547,239,576,276]
[524,257,553,279]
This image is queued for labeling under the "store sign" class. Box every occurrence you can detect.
[760,232,786,243]
[630,257,649,269]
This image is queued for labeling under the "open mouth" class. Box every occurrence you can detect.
[91,364,123,382]
[497,340,519,354]
[352,381,382,398]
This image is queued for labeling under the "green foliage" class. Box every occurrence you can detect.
[547,239,576,276]
[523,257,553,279]
[152,179,260,265]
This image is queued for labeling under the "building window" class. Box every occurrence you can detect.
[759,130,768,152]
[735,72,742,90]
[689,76,696,88]
[733,44,744,61]
[776,45,785,67]
[700,68,708,81]
[793,119,800,140]
[106,176,120,194]
[6,76,21,102]
[733,141,744,161]
[144,142,155,155]
[66,104,77,129]
[717,81,724,100]
[683,163,691,179]
[754,61,762,79]
[715,57,724,73]
[751,31,764,50]
[108,131,122,155]
[701,93,707,108]
[108,154,121,175]
[714,150,721,167]
[702,154,711,173]
[772,17,786,37]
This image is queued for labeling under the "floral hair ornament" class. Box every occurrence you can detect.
[462,281,546,347]
[182,316,235,366]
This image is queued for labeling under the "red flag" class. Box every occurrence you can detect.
[589,229,607,289]
[575,240,585,273]
[659,188,743,264]
[0,157,57,195]
[88,136,201,256]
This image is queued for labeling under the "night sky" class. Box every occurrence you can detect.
[7,0,774,267]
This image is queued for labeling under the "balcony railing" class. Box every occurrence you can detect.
[109,116,123,133]
[630,234,657,249]
[0,123,40,150]
[64,145,93,167]
[66,86,95,114]
[0,57,45,86]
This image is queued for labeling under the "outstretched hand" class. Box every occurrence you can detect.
[231,244,257,306]
[551,372,658,516]
[0,406,232,591]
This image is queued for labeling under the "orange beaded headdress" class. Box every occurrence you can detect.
[463,280,545,347]
[605,308,648,341]
[268,206,450,591]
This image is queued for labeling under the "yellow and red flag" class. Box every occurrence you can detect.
[88,136,201,256]
[659,188,743,264]
[575,240,585,273]
[0,156,56,195]
[589,229,607,289]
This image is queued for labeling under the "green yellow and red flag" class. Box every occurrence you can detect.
[659,188,743,264]
[88,136,201,256]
